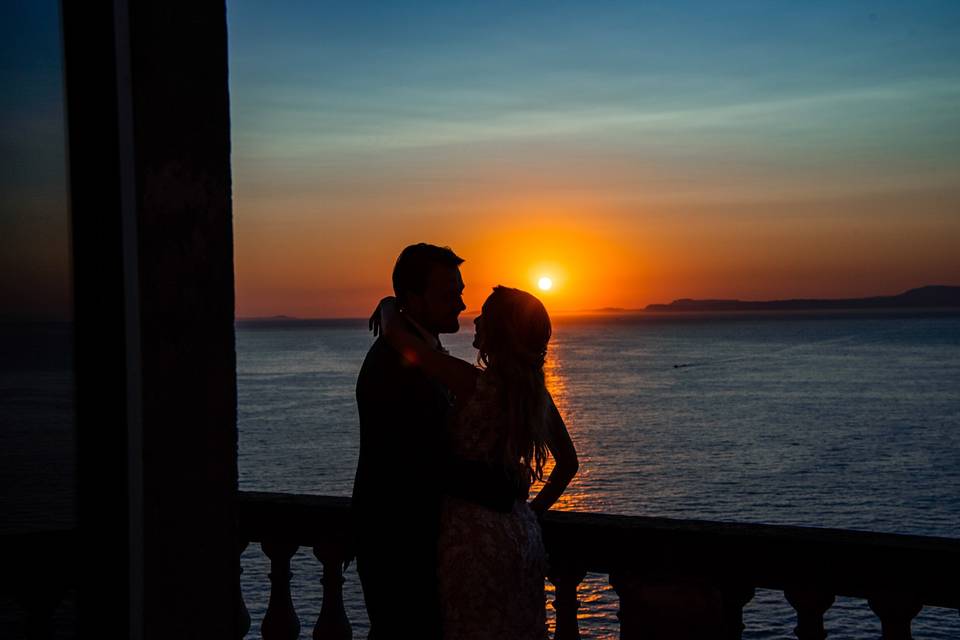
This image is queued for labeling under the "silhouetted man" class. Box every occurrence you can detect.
[352,243,516,639]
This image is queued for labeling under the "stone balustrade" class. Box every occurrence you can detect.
[4,495,955,638]
[237,491,960,640]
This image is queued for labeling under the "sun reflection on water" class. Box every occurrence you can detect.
[540,334,623,639]
[535,335,596,512]
[544,577,620,640]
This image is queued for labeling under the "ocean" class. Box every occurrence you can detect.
[236,311,960,639]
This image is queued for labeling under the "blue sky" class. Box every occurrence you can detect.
[227,1,960,209]
[230,1,960,161]
[1,1,68,320]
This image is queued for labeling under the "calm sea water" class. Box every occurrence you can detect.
[236,313,960,639]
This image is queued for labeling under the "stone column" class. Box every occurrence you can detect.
[61,1,238,637]
[784,588,834,640]
[868,594,922,640]
[548,566,587,640]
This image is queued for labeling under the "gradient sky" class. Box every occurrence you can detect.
[2,2,959,319]
[0,1,69,321]
[228,0,960,317]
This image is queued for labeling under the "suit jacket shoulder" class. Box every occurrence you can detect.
[353,330,450,520]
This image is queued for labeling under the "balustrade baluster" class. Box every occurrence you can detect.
[610,571,644,640]
[312,541,352,640]
[548,565,587,640]
[784,588,834,640]
[720,584,755,640]
[868,594,922,640]
[237,539,251,638]
[261,540,301,640]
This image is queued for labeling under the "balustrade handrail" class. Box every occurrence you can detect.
[236,490,959,609]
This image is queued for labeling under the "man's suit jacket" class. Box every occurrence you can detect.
[353,325,451,552]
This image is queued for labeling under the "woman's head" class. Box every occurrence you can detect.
[473,286,552,370]
[473,286,552,483]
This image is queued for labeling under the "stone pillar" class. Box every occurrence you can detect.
[868,594,922,640]
[720,584,755,640]
[784,588,834,640]
[127,2,237,637]
[548,566,587,640]
[312,541,352,640]
[261,541,301,640]
[61,1,238,637]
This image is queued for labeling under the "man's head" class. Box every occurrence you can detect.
[392,243,466,334]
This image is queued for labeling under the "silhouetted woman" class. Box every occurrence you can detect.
[373,286,578,640]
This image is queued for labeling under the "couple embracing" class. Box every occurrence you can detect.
[351,243,579,640]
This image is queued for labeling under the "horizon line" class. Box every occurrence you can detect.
[236,284,960,322]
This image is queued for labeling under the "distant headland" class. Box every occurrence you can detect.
[643,285,960,313]
[239,315,299,321]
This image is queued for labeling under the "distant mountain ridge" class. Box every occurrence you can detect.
[237,314,299,321]
[644,286,960,312]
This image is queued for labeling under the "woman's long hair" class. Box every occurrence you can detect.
[477,286,552,484]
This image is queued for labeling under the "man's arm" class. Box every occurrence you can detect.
[443,456,522,513]
[374,297,480,403]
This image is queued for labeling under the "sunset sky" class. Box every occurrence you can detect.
[2,2,959,319]
[228,1,960,317]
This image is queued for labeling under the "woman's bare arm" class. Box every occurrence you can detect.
[375,297,480,403]
[529,393,579,514]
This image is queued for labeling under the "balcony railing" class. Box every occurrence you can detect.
[1,530,77,639]
[237,491,959,640]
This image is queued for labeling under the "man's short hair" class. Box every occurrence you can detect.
[392,243,464,305]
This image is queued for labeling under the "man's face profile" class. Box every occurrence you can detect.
[406,265,466,334]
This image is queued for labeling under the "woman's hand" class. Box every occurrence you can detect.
[369,296,399,336]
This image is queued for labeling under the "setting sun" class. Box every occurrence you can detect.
[538,276,553,291]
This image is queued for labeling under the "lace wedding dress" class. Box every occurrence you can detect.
[437,374,549,640]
